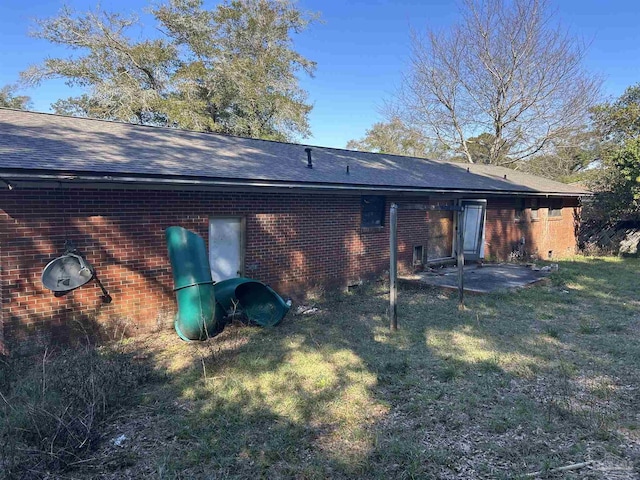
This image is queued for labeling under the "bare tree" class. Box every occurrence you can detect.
[397,0,601,165]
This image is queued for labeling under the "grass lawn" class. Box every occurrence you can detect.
[4,257,640,478]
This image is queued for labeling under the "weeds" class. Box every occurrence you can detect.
[436,359,467,382]
[579,320,599,334]
[3,256,639,478]
[604,321,627,333]
[542,324,560,338]
[0,343,156,478]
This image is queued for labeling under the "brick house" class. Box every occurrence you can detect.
[0,110,587,353]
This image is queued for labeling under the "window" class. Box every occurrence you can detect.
[361,195,385,228]
[514,198,525,222]
[530,198,539,220]
[549,199,563,217]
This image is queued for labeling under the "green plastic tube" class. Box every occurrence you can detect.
[165,226,225,341]
[214,277,290,327]
[213,277,253,313]
[235,281,290,327]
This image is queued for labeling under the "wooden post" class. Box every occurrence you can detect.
[456,206,465,309]
[389,203,398,331]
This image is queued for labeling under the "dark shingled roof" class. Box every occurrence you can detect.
[0,109,588,196]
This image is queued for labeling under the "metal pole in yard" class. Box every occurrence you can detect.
[389,203,398,331]
[457,206,465,309]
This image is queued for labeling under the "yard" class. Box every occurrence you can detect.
[2,257,640,479]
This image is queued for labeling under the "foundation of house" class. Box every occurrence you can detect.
[401,263,552,293]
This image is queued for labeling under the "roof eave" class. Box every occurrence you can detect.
[0,169,591,197]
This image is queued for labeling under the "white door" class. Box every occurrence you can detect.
[461,200,486,260]
[209,218,244,282]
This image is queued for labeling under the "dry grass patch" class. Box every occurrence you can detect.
[2,256,639,479]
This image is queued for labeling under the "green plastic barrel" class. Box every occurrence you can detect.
[165,226,225,341]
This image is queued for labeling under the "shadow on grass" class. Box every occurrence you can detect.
[29,257,639,479]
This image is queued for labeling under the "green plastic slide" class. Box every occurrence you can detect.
[165,226,225,341]
[166,226,290,341]
[215,278,291,327]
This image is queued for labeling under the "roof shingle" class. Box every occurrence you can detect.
[0,109,588,196]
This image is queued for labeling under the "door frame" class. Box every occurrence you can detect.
[208,216,246,280]
[457,199,487,261]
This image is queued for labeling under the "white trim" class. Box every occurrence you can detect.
[460,199,488,260]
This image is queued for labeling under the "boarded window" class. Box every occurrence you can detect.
[515,198,525,221]
[427,203,454,260]
[549,198,563,217]
[530,198,539,220]
[361,195,385,228]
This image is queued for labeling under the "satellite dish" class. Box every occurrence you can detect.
[42,253,94,293]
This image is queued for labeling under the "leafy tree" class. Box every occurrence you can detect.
[153,0,317,140]
[396,0,601,165]
[609,138,640,203]
[0,84,32,110]
[585,84,640,221]
[23,0,317,141]
[346,117,440,158]
[592,84,640,143]
[23,7,177,124]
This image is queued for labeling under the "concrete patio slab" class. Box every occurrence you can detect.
[400,263,552,293]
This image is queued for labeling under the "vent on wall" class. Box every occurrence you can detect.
[413,245,424,267]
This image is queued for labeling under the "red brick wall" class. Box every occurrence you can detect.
[0,188,435,352]
[484,197,580,260]
[0,188,580,353]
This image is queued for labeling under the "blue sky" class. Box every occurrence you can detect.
[1,0,639,148]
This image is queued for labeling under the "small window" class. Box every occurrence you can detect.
[549,199,563,218]
[514,198,525,222]
[530,198,539,220]
[361,195,385,228]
